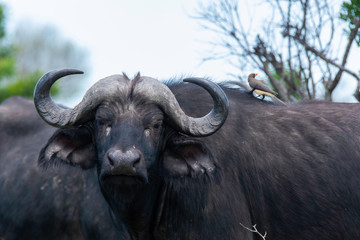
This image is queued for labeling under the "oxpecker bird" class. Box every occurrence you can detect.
[248,73,277,95]
[248,73,285,105]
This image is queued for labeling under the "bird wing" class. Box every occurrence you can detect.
[258,79,267,85]
[249,77,277,95]
[252,82,277,95]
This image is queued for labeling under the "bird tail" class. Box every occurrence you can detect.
[254,89,286,105]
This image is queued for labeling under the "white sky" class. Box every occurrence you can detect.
[3,1,235,83]
[2,0,359,103]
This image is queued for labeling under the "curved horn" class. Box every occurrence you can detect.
[34,69,84,127]
[134,77,229,137]
[34,69,130,128]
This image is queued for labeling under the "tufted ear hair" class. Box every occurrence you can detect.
[38,126,96,169]
[162,136,216,178]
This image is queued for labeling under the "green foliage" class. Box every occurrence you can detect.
[0,71,59,102]
[0,3,85,103]
[0,3,45,103]
[0,52,15,79]
[0,4,6,40]
[340,0,360,46]
[0,4,14,84]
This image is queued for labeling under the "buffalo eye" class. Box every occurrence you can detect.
[95,118,112,137]
[144,121,162,137]
[153,122,161,129]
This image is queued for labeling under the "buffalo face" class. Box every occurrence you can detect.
[95,101,164,186]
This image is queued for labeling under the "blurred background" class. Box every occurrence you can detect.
[0,0,359,105]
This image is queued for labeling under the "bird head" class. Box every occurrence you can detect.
[248,73,258,80]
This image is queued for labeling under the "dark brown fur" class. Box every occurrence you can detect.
[0,97,119,240]
[41,79,360,239]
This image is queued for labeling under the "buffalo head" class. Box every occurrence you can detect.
[35,69,229,212]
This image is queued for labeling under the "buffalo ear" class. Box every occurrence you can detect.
[39,126,96,169]
[162,137,216,178]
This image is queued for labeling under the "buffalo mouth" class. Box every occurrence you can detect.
[100,173,148,186]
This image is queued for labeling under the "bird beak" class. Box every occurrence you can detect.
[255,73,258,77]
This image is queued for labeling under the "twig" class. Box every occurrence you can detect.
[239,222,267,239]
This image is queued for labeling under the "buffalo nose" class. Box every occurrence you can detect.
[107,149,141,172]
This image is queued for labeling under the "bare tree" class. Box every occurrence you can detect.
[194,0,360,102]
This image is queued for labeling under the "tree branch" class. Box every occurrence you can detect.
[285,31,360,83]
[329,17,360,93]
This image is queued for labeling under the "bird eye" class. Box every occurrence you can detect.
[105,126,111,136]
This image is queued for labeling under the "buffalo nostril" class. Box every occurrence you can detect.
[107,151,116,167]
[106,149,147,181]
[107,149,141,169]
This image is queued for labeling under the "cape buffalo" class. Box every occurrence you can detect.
[34,69,360,239]
[0,97,120,239]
